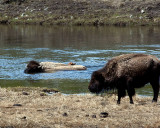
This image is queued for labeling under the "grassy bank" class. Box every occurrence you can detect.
[0,87,160,128]
[2,14,159,26]
[1,0,160,26]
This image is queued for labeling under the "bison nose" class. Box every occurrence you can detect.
[24,68,29,73]
[24,68,33,74]
[88,84,103,94]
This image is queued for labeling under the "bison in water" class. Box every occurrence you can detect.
[24,61,44,74]
[89,54,160,104]
[24,60,86,74]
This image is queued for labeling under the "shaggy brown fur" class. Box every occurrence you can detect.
[24,60,44,74]
[89,54,160,104]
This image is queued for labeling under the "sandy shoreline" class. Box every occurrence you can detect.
[0,87,160,128]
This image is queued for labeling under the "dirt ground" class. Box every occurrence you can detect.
[0,87,160,128]
[0,0,160,25]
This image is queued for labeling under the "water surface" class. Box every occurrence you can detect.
[0,25,160,95]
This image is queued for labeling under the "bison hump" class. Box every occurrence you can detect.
[104,54,160,79]
[116,55,156,77]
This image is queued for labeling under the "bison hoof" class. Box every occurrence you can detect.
[130,101,134,104]
[152,99,157,102]
[117,101,120,104]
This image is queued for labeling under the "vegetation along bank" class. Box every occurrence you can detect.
[1,0,160,26]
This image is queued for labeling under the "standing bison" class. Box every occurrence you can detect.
[88,54,160,104]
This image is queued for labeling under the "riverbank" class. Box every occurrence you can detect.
[0,87,160,128]
[0,0,160,26]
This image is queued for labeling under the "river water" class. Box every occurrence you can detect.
[0,25,160,95]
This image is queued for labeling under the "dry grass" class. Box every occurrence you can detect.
[0,87,160,128]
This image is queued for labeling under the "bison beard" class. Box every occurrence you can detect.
[88,54,160,104]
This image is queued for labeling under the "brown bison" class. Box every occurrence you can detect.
[24,61,44,74]
[88,54,160,104]
[24,60,86,74]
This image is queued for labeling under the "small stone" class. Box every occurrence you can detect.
[92,115,96,118]
[85,114,89,117]
[37,109,43,112]
[42,89,59,93]
[21,116,27,119]
[22,91,29,95]
[100,112,108,118]
[13,104,22,107]
[40,93,47,96]
[141,9,145,13]
[63,112,68,117]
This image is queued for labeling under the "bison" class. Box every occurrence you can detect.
[88,54,160,104]
[24,60,44,74]
[24,60,86,74]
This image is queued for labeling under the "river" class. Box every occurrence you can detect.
[0,25,160,95]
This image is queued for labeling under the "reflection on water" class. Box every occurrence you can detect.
[0,25,160,94]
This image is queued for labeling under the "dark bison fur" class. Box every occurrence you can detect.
[89,54,160,104]
[24,60,44,74]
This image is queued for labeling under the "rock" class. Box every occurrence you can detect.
[40,93,47,96]
[141,9,145,13]
[21,116,27,120]
[22,91,29,95]
[100,112,108,118]
[42,89,59,93]
[63,112,68,117]
[92,115,96,118]
[13,104,22,106]
[85,114,89,117]
[37,109,43,112]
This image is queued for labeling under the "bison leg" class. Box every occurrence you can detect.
[117,96,121,104]
[126,79,135,104]
[127,88,135,104]
[150,79,159,102]
[117,89,126,104]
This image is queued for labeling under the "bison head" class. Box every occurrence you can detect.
[24,60,44,74]
[88,71,105,93]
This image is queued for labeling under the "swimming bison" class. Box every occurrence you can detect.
[89,54,160,104]
[24,60,86,74]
